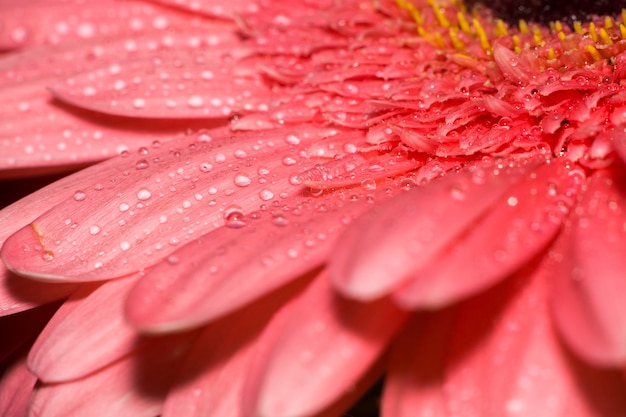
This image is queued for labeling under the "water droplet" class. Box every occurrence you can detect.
[137,189,152,201]
[133,98,146,109]
[73,190,86,201]
[259,189,274,201]
[120,241,131,251]
[360,178,376,190]
[450,184,465,201]
[224,206,246,228]
[119,203,130,212]
[507,196,518,207]
[187,95,204,108]
[200,162,212,172]
[42,250,54,262]
[272,214,289,227]
[89,225,101,235]
[135,159,149,170]
[234,174,252,187]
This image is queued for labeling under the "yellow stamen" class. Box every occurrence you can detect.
[558,31,566,41]
[519,19,529,34]
[589,22,598,42]
[449,27,465,50]
[622,9,626,25]
[599,27,613,44]
[457,11,472,34]
[429,0,451,28]
[532,26,544,45]
[605,16,614,29]
[473,18,491,52]
[547,47,556,60]
[495,19,508,37]
[585,44,602,61]
[574,21,584,34]
[433,32,446,48]
[554,21,564,33]
[621,24,626,39]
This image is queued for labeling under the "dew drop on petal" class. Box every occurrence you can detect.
[224,206,246,228]
[200,162,212,172]
[133,98,146,109]
[135,159,150,170]
[187,95,204,108]
[120,241,131,251]
[42,251,54,262]
[73,190,87,201]
[119,203,130,212]
[137,189,152,201]
[259,189,274,201]
[234,174,252,187]
[272,214,289,227]
[360,178,376,190]
[89,225,101,235]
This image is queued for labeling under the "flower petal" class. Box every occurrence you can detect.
[0,0,185,51]
[394,159,585,309]
[28,276,141,382]
[385,260,626,417]
[381,311,454,417]
[330,158,539,301]
[551,170,626,365]
[49,49,271,120]
[160,282,302,417]
[2,127,329,281]
[0,351,37,417]
[126,177,405,332]
[28,334,196,417]
[245,271,407,417]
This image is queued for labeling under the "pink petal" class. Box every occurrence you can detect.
[551,170,626,365]
[441,262,626,417]
[0,0,188,51]
[2,126,331,281]
[28,334,196,417]
[146,0,264,19]
[49,49,272,119]
[329,158,540,301]
[394,159,585,309]
[161,284,301,417]
[0,351,37,417]
[244,271,407,417]
[28,276,141,382]
[126,176,405,332]
[385,261,626,417]
[0,25,240,177]
[0,169,98,314]
[382,311,455,417]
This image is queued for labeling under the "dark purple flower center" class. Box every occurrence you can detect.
[468,0,626,26]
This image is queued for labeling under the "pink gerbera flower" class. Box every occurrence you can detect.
[1,0,626,416]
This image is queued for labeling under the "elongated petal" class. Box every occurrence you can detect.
[385,261,626,417]
[382,311,455,417]
[441,262,626,417]
[0,25,238,177]
[0,0,184,51]
[28,334,195,417]
[28,276,141,382]
[50,50,271,119]
[551,170,626,365]
[0,352,37,417]
[330,158,539,301]
[245,272,407,417]
[394,159,585,308]
[161,282,304,417]
[126,177,405,332]
[2,127,331,281]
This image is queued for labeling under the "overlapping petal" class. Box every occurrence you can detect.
[551,170,626,366]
